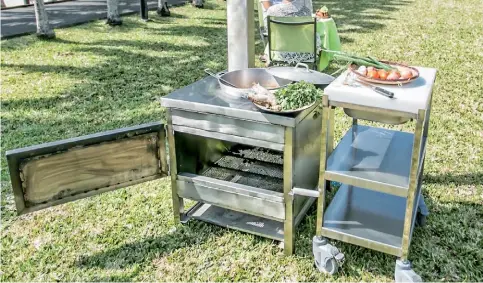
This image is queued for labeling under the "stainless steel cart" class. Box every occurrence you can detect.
[161,76,322,255]
[310,67,437,281]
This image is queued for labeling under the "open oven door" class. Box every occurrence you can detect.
[6,122,168,215]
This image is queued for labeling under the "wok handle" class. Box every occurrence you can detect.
[204,69,237,88]
[204,68,220,79]
[295,62,310,72]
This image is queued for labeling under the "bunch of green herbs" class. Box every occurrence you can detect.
[274,81,322,110]
[323,49,395,71]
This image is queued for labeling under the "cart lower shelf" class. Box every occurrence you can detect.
[322,184,418,257]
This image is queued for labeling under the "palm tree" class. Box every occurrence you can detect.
[157,0,170,16]
[33,0,55,38]
[106,0,122,25]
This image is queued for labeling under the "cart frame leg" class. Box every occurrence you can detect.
[325,106,335,190]
[167,110,185,224]
[414,89,432,227]
[283,127,295,255]
[316,95,330,237]
[394,108,426,282]
[401,108,426,260]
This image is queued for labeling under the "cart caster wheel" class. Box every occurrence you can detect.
[395,260,422,282]
[312,236,344,275]
[416,211,427,227]
[416,194,429,228]
[315,257,339,275]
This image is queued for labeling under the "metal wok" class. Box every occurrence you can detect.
[205,68,293,98]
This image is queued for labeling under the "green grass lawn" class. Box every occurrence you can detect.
[1,0,482,281]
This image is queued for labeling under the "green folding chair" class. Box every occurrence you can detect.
[257,1,268,45]
[267,16,318,69]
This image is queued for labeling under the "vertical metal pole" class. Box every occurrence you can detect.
[401,109,426,260]
[167,110,183,224]
[227,0,255,71]
[247,0,255,68]
[140,0,149,21]
[325,106,335,190]
[327,107,335,155]
[316,95,330,237]
[283,126,294,255]
[350,118,358,168]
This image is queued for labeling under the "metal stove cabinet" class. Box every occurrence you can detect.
[312,67,437,281]
[160,76,322,255]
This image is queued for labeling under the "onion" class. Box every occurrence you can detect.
[357,66,367,76]
[387,72,400,80]
[400,69,413,80]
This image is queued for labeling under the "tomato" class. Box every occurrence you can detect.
[367,70,379,79]
[378,69,388,80]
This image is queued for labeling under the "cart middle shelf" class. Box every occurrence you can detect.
[325,124,426,198]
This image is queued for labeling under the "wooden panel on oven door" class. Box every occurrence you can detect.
[6,122,168,215]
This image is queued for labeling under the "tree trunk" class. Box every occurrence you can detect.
[33,0,55,39]
[157,0,170,16]
[192,0,203,8]
[106,0,122,26]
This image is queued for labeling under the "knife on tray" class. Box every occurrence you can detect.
[357,79,395,98]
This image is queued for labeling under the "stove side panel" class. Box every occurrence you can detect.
[293,108,322,217]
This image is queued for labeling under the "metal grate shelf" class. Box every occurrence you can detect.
[201,147,284,193]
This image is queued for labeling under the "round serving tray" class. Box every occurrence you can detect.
[349,61,419,85]
[252,101,316,115]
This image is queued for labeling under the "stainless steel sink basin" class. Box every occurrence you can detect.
[343,109,410,125]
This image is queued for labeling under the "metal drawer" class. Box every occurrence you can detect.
[170,109,285,146]
[177,173,285,221]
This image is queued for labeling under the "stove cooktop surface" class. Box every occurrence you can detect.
[160,76,318,127]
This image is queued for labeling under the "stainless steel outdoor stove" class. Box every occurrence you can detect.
[160,76,323,254]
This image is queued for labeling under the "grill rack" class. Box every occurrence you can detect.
[202,147,284,192]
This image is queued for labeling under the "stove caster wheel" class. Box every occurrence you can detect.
[312,236,344,275]
[395,259,422,282]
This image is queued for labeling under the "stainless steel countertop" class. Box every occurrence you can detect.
[160,76,318,127]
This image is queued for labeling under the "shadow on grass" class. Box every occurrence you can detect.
[0,23,228,145]
[72,220,229,281]
[312,0,413,35]
[68,192,482,281]
[424,172,483,186]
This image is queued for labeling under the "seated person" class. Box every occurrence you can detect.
[260,0,320,65]
[260,0,283,11]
